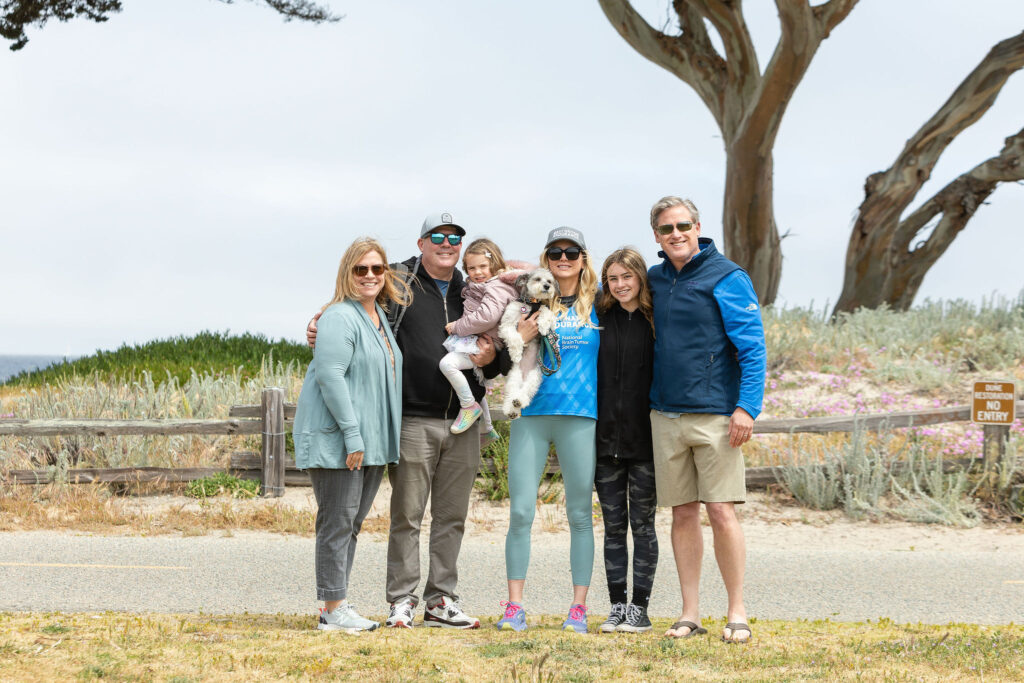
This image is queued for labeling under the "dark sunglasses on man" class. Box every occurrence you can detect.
[353,264,387,276]
[546,246,582,261]
[429,233,463,246]
[656,221,694,235]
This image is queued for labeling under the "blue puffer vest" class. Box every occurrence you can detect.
[649,238,741,415]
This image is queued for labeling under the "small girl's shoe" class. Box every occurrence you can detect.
[480,428,501,449]
[451,402,482,434]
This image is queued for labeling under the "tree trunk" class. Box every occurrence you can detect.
[834,32,1024,315]
[722,141,781,303]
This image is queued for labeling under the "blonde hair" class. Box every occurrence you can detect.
[462,238,507,276]
[598,247,654,331]
[540,245,599,327]
[327,237,412,310]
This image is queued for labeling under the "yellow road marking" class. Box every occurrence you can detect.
[0,562,187,570]
[1005,580,1024,585]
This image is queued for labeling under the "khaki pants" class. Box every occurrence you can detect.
[386,415,481,606]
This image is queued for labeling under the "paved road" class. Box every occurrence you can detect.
[2,530,1022,624]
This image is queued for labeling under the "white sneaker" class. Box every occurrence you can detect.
[317,604,379,632]
[423,596,481,629]
[385,598,416,628]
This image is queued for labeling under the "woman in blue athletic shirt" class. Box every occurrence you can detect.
[496,226,600,634]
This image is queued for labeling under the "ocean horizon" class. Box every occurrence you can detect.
[0,354,75,383]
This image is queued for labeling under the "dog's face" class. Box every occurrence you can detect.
[516,267,559,303]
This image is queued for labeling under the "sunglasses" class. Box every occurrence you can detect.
[656,221,695,235]
[428,233,463,246]
[546,246,583,261]
[353,264,387,277]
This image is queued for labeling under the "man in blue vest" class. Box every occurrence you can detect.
[647,196,766,644]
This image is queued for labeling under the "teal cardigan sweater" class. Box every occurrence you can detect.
[293,299,403,469]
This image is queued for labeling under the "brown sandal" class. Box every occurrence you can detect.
[721,622,751,644]
[666,620,707,639]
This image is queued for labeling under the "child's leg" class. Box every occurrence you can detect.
[439,352,477,408]
[479,396,494,432]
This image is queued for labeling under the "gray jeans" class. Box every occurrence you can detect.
[386,415,480,606]
[308,465,384,602]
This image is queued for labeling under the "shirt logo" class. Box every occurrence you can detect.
[745,303,758,312]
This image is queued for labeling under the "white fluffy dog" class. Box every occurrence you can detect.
[498,267,560,419]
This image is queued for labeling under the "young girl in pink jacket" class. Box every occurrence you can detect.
[440,238,522,442]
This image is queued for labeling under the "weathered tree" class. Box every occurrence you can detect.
[599,2,1023,311]
[0,0,338,51]
[599,0,858,304]
[833,32,1024,314]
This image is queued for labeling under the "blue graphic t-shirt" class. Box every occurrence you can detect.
[522,305,599,419]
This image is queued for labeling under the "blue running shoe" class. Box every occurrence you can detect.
[562,603,588,633]
[496,601,527,631]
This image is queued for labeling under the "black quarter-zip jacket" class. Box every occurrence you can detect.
[596,302,655,461]
[391,256,486,419]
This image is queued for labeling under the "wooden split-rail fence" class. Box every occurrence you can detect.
[1,388,1019,496]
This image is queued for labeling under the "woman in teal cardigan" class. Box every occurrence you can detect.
[293,237,410,632]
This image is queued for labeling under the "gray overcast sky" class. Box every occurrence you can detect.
[2,1,1023,355]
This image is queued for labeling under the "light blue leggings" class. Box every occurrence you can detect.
[505,415,596,585]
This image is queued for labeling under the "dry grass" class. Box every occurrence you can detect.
[0,483,318,536]
[0,612,1020,681]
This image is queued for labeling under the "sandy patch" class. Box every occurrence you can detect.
[112,480,1024,553]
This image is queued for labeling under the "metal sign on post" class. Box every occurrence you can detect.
[972,380,1016,470]
[971,381,1016,425]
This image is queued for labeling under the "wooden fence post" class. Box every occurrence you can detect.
[261,387,286,498]
[982,424,1009,472]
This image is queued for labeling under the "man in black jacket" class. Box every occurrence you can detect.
[308,212,489,630]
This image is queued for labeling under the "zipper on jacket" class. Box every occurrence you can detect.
[440,279,457,418]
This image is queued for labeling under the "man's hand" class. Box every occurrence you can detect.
[728,408,754,448]
[469,333,497,367]
[306,312,321,349]
[346,450,364,470]
[516,311,540,343]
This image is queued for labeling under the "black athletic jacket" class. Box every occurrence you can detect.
[595,302,655,460]
[390,256,486,419]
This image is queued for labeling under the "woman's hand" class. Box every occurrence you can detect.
[445,322,455,334]
[306,312,322,349]
[470,333,496,367]
[516,311,540,343]
[346,451,364,470]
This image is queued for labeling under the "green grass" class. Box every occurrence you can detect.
[3,331,311,387]
[185,473,260,499]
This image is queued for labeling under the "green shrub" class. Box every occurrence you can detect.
[186,472,259,499]
[4,331,311,388]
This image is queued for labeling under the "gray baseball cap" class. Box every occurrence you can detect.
[544,226,587,250]
[420,211,466,238]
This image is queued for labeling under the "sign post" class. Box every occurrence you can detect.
[971,381,1015,470]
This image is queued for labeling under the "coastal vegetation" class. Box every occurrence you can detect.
[2,299,1023,527]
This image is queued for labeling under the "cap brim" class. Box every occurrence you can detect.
[421,224,466,237]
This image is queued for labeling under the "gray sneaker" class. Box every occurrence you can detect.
[600,603,627,633]
[318,604,379,632]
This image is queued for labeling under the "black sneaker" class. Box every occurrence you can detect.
[600,602,627,633]
[616,603,652,633]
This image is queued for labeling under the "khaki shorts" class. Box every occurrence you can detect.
[650,411,745,506]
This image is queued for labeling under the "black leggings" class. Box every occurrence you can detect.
[594,457,658,607]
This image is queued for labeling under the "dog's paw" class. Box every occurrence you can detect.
[511,399,522,408]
